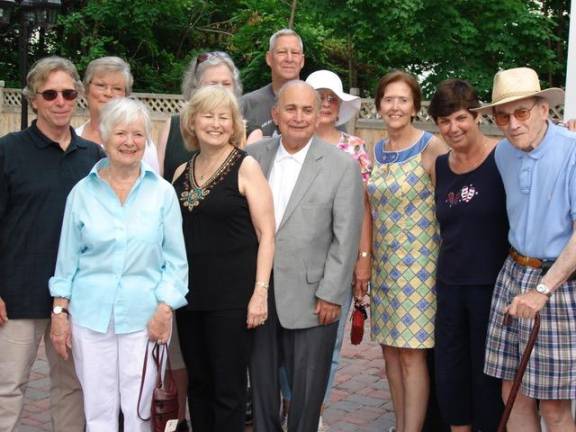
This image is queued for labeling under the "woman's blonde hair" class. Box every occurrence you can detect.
[180,85,246,151]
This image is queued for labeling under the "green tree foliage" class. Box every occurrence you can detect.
[56,0,243,92]
[0,0,570,98]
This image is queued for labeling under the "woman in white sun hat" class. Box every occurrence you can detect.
[305,69,373,426]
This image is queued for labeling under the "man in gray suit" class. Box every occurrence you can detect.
[247,81,363,432]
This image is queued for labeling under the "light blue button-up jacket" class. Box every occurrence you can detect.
[49,159,188,334]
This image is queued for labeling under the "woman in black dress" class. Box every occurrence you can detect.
[173,85,274,432]
[428,79,507,432]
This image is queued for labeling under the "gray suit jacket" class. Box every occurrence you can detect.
[247,136,363,329]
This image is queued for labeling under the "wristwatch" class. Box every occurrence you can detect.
[535,283,552,297]
[52,306,70,316]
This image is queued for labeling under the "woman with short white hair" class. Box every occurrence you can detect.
[49,98,188,431]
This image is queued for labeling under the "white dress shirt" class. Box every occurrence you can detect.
[268,139,312,231]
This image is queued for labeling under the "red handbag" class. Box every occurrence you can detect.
[350,300,368,345]
[137,342,179,432]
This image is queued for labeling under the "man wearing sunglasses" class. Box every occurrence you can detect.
[474,67,576,432]
[0,56,104,431]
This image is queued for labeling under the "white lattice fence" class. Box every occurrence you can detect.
[136,93,184,113]
[0,85,566,144]
[1,87,184,115]
[359,98,564,125]
[2,86,564,122]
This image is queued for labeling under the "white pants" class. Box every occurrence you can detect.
[72,321,162,432]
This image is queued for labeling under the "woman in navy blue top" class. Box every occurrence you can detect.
[429,80,508,432]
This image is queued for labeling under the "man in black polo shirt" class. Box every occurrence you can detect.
[0,56,104,431]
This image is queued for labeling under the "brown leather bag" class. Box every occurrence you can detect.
[137,342,179,432]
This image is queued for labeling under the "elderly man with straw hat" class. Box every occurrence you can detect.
[476,67,576,432]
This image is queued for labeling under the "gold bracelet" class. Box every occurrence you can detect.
[255,281,269,289]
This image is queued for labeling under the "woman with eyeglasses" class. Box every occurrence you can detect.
[428,80,506,432]
[368,70,447,432]
[303,70,371,429]
[76,56,161,172]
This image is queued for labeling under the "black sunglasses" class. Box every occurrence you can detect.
[36,89,79,101]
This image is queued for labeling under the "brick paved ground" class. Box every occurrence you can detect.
[21,319,394,431]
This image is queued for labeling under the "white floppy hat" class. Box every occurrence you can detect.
[473,67,564,114]
[305,70,361,126]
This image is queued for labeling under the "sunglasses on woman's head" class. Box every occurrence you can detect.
[36,89,79,101]
[195,51,230,72]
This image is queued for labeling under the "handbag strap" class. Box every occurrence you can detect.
[137,340,176,421]
[137,342,152,422]
[136,342,166,421]
[496,312,540,432]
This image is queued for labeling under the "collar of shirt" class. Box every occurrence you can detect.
[89,158,158,183]
[511,120,554,160]
[266,83,277,98]
[30,120,86,151]
[275,137,313,165]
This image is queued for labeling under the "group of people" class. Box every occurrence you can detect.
[0,26,575,432]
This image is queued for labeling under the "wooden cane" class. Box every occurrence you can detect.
[496,312,541,432]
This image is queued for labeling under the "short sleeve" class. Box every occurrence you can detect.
[568,152,576,220]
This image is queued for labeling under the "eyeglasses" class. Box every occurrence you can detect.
[90,82,125,95]
[493,102,537,127]
[320,94,339,105]
[36,89,78,101]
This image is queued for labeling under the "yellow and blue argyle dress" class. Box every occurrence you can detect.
[368,132,439,348]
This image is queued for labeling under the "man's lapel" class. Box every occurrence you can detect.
[278,137,324,231]
[260,137,280,179]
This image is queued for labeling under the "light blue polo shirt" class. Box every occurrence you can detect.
[495,122,576,259]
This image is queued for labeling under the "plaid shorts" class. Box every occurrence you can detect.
[484,256,576,400]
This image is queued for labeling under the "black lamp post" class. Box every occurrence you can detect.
[0,1,16,25]
[0,0,62,130]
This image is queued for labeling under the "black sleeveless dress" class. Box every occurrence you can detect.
[174,146,258,311]
[162,115,191,182]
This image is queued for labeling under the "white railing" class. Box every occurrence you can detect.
[1,84,565,139]
[0,86,185,115]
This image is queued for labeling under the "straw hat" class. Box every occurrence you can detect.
[305,70,361,126]
[473,67,564,114]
